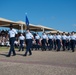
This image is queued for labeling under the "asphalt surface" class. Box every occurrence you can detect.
[0,49,76,75]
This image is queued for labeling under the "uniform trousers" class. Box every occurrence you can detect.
[56,39,61,51]
[66,40,70,50]
[54,40,56,50]
[8,37,16,56]
[35,39,39,50]
[71,40,75,52]
[48,39,53,50]
[19,40,24,51]
[62,40,66,51]
[42,39,47,51]
[25,39,32,55]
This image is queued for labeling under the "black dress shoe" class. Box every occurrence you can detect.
[6,55,10,57]
[29,54,32,56]
[72,50,74,52]
[23,54,27,56]
[13,54,16,56]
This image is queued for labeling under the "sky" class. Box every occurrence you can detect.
[0,0,76,32]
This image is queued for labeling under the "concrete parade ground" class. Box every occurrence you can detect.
[0,48,76,75]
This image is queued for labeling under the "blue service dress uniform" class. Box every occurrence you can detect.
[66,35,71,50]
[48,34,53,50]
[42,33,48,51]
[7,28,17,56]
[56,34,61,51]
[24,31,33,56]
[62,35,67,51]
[70,34,76,52]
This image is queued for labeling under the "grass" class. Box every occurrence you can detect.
[0,46,18,51]
[0,47,9,51]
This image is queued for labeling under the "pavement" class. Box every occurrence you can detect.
[0,49,76,75]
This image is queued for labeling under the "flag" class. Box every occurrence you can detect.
[26,15,29,29]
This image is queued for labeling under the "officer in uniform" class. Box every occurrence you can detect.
[7,24,17,57]
[41,32,48,51]
[48,33,53,50]
[66,33,71,50]
[70,31,76,52]
[56,32,61,51]
[35,33,40,50]
[62,32,67,51]
[23,29,34,56]
[18,33,25,51]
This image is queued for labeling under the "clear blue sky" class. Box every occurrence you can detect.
[0,0,76,32]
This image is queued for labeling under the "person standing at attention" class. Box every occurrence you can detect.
[23,29,34,56]
[7,24,17,57]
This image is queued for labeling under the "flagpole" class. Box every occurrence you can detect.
[24,13,26,34]
[25,13,27,30]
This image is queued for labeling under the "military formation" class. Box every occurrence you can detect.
[32,31,76,52]
[6,24,76,57]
